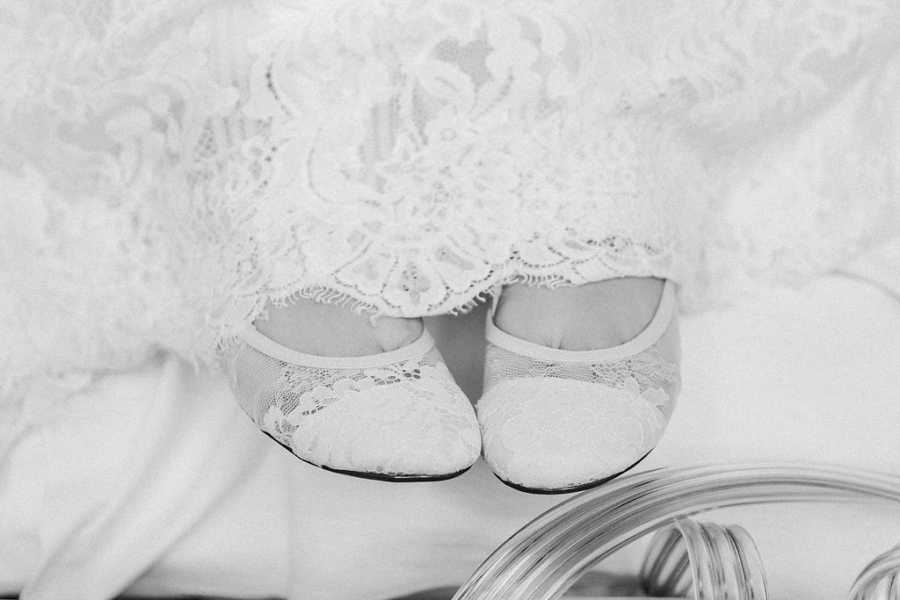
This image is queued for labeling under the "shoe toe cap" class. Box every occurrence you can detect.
[281,379,481,478]
[477,377,670,491]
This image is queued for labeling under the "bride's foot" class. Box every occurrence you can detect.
[224,296,481,481]
[478,277,681,494]
[254,297,423,356]
[493,277,666,351]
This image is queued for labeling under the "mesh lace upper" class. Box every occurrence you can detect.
[483,339,680,406]
[219,335,481,474]
[477,282,682,489]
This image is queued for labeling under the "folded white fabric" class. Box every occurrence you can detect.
[838,237,900,304]
[0,354,269,599]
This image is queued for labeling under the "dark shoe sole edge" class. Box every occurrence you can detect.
[263,431,474,483]
[492,450,653,495]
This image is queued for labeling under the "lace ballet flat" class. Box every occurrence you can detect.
[477,279,682,494]
[221,322,482,482]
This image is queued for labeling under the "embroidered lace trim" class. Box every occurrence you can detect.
[483,340,680,401]
[1,0,898,391]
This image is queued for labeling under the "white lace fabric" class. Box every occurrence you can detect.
[220,326,481,476]
[1,0,899,393]
[477,279,681,490]
[483,340,680,410]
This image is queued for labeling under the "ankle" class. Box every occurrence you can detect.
[370,314,424,352]
[494,277,666,350]
[253,297,423,356]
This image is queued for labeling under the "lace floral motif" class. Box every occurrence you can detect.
[225,1,686,326]
[0,0,241,391]
[477,372,673,489]
[232,346,454,443]
[478,306,682,489]
[220,340,480,474]
[484,341,679,398]
[1,0,898,391]
[199,0,900,333]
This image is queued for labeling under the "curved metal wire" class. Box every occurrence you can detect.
[640,518,767,599]
[452,463,900,600]
[851,543,900,600]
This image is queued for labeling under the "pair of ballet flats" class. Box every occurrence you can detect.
[221,280,681,494]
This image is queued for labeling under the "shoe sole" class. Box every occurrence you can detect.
[493,450,653,495]
[263,431,473,483]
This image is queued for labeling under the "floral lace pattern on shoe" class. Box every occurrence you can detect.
[484,340,680,408]
[220,326,481,479]
[477,279,681,492]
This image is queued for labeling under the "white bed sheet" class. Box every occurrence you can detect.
[2,265,900,599]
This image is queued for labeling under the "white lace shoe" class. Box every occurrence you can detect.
[478,279,682,493]
[221,322,482,481]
